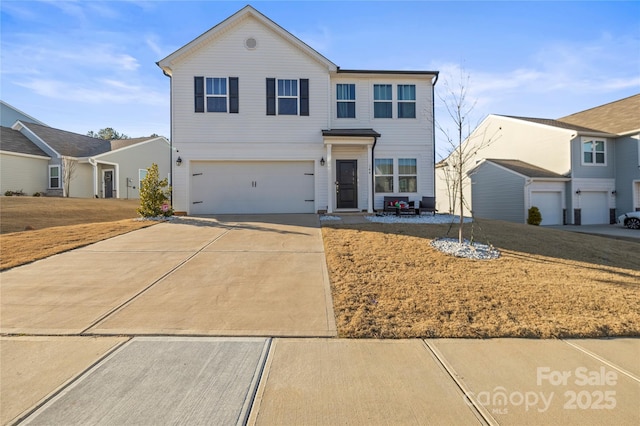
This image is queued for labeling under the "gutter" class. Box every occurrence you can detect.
[157,61,174,204]
[371,136,378,211]
[431,73,439,196]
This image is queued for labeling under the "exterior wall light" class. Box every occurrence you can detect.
[176,156,183,166]
[320,157,325,166]
[612,190,617,195]
[575,189,581,195]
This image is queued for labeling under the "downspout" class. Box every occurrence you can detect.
[371,136,377,211]
[431,73,439,197]
[159,65,173,205]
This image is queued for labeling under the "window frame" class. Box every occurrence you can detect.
[374,158,394,193]
[139,168,148,190]
[205,77,228,113]
[398,158,418,192]
[373,84,393,119]
[397,85,416,119]
[277,78,299,115]
[48,165,60,189]
[336,83,356,118]
[581,138,607,166]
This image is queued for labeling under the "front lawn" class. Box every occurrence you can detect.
[322,219,640,338]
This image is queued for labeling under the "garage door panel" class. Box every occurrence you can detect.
[530,192,562,226]
[190,161,315,215]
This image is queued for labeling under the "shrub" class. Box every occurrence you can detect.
[33,192,42,197]
[4,191,13,196]
[137,163,173,217]
[527,206,542,226]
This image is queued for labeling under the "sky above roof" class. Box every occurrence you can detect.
[1,1,638,157]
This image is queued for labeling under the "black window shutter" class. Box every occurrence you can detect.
[300,78,309,116]
[266,78,276,115]
[229,77,239,113]
[194,77,204,113]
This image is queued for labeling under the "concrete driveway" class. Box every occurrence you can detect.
[0,215,336,337]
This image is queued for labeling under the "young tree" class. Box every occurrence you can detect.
[437,70,501,243]
[61,156,77,198]
[137,163,173,217]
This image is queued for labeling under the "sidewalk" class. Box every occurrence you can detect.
[5,337,638,425]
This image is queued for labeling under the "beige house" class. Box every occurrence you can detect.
[436,94,640,225]
[1,102,170,198]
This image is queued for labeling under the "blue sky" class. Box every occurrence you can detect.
[1,1,639,156]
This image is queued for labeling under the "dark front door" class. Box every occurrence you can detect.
[336,160,357,209]
[104,170,113,198]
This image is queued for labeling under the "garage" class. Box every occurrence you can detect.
[530,191,563,225]
[579,191,609,224]
[190,161,315,214]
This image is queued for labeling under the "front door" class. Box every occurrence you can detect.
[336,160,357,209]
[104,170,114,198]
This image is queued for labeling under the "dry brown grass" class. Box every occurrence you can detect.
[322,220,640,339]
[0,197,153,270]
[0,197,141,234]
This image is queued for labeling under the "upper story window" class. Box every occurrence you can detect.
[397,85,416,118]
[266,78,309,116]
[49,165,60,189]
[582,139,606,165]
[374,158,394,192]
[278,79,298,115]
[337,84,356,118]
[373,84,393,118]
[206,78,227,112]
[194,76,239,113]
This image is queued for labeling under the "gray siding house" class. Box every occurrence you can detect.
[437,94,639,225]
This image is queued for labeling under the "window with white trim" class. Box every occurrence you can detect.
[582,139,606,165]
[374,159,393,192]
[139,169,148,189]
[373,84,392,118]
[49,165,60,189]
[397,85,416,118]
[278,79,298,115]
[336,84,356,118]
[206,77,227,112]
[398,158,417,192]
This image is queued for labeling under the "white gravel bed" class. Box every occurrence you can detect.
[319,215,342,221]
[430,237,501,260]
[365,213,472,224]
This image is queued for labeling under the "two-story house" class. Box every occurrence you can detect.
[435,94,640,225]
[156,5,438,215]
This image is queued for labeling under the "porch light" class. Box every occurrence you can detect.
[176,156,183,166]
[575,189,581,195]
[612,190,617,195]
[320,157,325,166]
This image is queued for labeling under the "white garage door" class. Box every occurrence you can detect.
[190,161,315,214]
[580,191,609,224]
[530,191,563,225]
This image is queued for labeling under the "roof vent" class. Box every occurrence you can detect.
[245,37,257,50]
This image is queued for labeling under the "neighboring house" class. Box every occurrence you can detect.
[436,94,640,225]
[1,102,170,198]
[156,5,438,215]
[1,100,47,127]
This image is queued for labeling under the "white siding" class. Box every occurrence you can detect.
[0,153,49,195]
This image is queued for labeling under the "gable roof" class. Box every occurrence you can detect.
[157,5,337,75]
[1,100,48,127]
[15,122,165,158]
[483,159,568,179]
[497,115,610,134]
[558,93,640,135]
[0,126,49,157]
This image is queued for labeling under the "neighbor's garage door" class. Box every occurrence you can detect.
[580,191,609,224]
[530,191,563,225]
[190,161,315,214]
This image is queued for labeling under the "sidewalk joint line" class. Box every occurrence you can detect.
[79,228,234,334]
[422,340,497,426]
[237,338,272,426]
[562,340,640,383]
